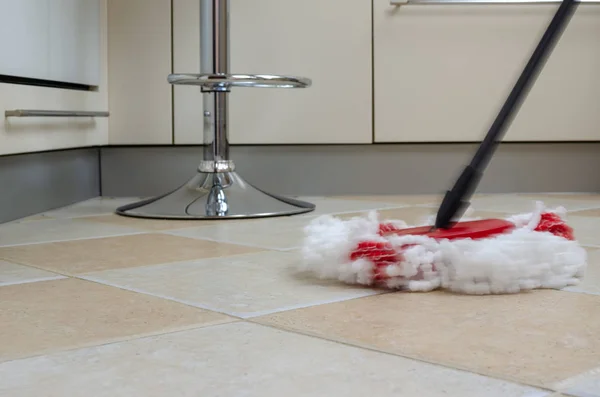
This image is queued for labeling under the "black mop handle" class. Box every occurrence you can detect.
[433,0,579,230]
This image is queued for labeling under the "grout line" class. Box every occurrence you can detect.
[0,319,239,366]
[73,275,248,319]
[0,230,148,249]
[78,270,387,320]
[0,275,67,288]
[553,365,600,392]
[246,320,555,393]
[162,232,297,252]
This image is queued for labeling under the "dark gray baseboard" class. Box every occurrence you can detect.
[2,143,596,225]
[100,143,600,197]
[0,148,100,224]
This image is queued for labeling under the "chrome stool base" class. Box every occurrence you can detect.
[115,171,315,220]
[116,0,313,221]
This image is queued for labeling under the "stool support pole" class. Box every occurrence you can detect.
[201,0,230,166]
[114,0,315,220]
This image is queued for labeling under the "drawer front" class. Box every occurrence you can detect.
[0,0,102,87]
[374,0,600,142]
[0,1,108,156]
[172,0,373,144]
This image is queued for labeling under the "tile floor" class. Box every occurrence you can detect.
[1,194,600,396]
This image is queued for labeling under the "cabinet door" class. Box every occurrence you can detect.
[374,0,600,142]
[107,0,172,144]
[173,0,372,144]
[0,0,101,86]
[0,0,108,156]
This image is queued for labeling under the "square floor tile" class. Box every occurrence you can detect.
[78,213,255,231]
[332,194,441,206]
[40,197,147,219]
[337,206,510,226]
[557,367,600,397]
[0,322,549,397]
[570,209,600,218]
[167,215,315,250]
[563,249,600,295]
[256,290,600,387]
[296,197,404,216]
[0,233,265,275]
[0,278,233,362]
[82,251,382,318]
[332,194,510,207]
[564,216,600,247]
[521,193,600,203]
[0,261,64,286]
[469,195,600,213]
[0,218,143,247]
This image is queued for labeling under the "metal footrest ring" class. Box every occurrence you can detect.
[167,73,312,91]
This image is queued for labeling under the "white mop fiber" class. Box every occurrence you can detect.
[299,202,587,295]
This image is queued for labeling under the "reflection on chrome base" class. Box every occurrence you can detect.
[115,171,315,220]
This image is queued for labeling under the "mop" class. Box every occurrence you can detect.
[300,0,588,295]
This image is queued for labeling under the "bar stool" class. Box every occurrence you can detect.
[116,0,315,219]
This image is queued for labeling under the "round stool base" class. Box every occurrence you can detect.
[115,171,315,220]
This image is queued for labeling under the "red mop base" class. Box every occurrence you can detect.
[378,218,515,241]
[350,212,576,284]
[302,206,585,294]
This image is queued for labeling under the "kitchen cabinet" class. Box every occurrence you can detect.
[107,0,172,145]
[172,0,373,144]
[373,0,600,142]
[0,0,101,86]
[0,0,108,156]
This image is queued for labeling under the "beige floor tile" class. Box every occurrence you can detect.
[564,216,600,247]
[520,193,600,203]
[296,197,404,216]
[569,208,600,218]
[0,322,549,397]
[0,278,233,362]
[563,249,600,295]
[0,233,264,275]
[41,197,147,219]
[469,195,600,213]
[256,290,600,387]
[332,194,441,206]
[337,206,510,226]
[166,205,511,251]
[0,218,144,247]
[79,213,257,231]
[167,215,316,250]
[332,194,507,207]
[556,366,600,397]
[0,261,64,286]
[82,251,382,318]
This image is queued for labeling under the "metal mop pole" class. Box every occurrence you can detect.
[116,0,314,220]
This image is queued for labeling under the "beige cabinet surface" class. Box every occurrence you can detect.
[107,0,172,145]
[0,0,108,156]
[374,0,600,142]
[172,0,373,144]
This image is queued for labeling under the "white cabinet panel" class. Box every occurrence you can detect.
[48,0,102,86]
[0,0,101,86]
[0,1,108,156]
[173,0,372,144]
[107,0,172,145]
[374,1,600,142]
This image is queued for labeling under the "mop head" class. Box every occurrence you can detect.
[299,202,587,295]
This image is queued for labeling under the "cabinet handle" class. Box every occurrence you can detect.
[4,110,109,118]
[391,0,598,4]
